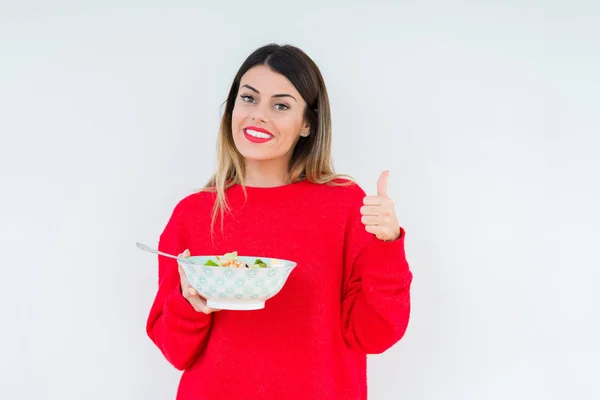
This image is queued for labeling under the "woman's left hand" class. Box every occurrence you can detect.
[360,170,401,242]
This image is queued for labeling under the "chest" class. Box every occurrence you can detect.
[184,199,348,305]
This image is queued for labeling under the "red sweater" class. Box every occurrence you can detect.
[146,179,413,400]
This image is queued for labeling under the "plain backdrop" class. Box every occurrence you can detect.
[1,1,599,399]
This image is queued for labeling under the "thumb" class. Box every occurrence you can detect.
[377,170,390,197]
[179,249,191,258]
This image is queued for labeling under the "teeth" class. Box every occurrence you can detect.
[246,129,271,139]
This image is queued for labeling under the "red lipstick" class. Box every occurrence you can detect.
[243,126,274,144]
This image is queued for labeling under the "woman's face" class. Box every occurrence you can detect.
[231,65,309,163]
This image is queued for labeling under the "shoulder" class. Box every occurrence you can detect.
[311,177,368,208]
[326,177,367,196]
[170,189,216,217]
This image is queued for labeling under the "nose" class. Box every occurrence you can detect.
[250,104,270,123]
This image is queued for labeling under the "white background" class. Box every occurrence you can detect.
[1,1,599,399]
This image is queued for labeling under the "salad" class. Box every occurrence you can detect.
[203,251,281,268]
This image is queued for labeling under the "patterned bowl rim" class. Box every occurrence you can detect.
[181,256,297,269]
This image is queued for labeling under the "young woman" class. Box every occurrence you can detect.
[146,43,413,400]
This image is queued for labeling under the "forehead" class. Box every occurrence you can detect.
[239,65,301,97]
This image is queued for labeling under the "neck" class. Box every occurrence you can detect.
[243,158,290,188]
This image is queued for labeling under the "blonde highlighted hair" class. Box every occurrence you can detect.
[202,44,353,232]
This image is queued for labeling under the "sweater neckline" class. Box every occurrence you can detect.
[232,179,309,193]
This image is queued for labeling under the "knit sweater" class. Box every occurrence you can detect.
[146,179,413,400]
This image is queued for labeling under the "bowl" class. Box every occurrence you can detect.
[177,255,296,310]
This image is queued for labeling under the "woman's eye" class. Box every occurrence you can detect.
[274,103,289,111]
[240,95,255,103]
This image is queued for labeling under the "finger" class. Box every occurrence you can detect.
[178,249,191,257]
[178,266,192,289]
[365,224,382,235]
[373,214,393,225]
[377,170,390,197]
[363,196,384,206]
[187,295,212,314]
[361,215,379,225]
[182,287,201,304]
[365,224,393,240]
[183,287,198,298]
[364,197,395,210]
[187,296,206,312]
[360,205,380,216]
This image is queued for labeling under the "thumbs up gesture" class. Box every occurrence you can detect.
[360,170,401,242]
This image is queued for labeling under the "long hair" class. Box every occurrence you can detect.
[203,43,353,232]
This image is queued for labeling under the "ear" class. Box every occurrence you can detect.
[301,121,311,137]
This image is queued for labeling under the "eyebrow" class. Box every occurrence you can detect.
[241,84,297,102]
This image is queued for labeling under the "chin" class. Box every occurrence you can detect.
[237,149,277,162]
[233,136,278,161]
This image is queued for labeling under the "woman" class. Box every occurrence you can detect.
[146,43,413,400]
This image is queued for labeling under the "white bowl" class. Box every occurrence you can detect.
[177,255,296,310]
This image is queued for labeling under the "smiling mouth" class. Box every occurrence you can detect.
[243,127,274,143]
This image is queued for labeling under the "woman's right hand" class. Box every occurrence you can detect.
[178,249,221,314]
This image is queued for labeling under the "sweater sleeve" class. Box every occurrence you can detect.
[340,188,413,354]
[146,199,213,370]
